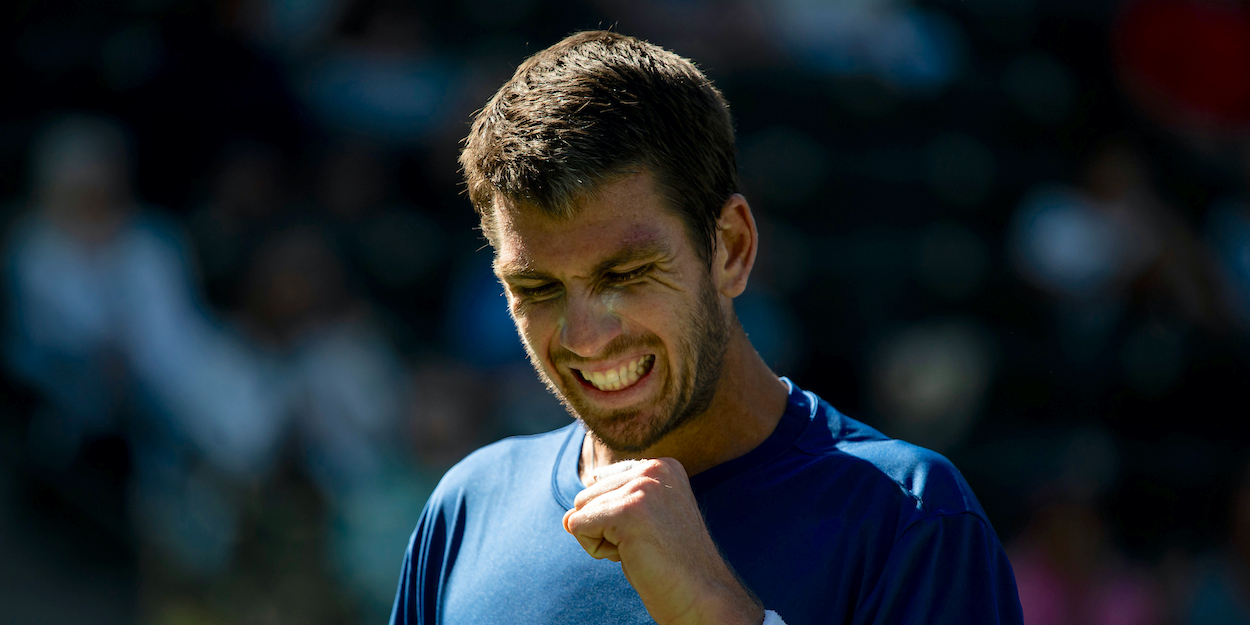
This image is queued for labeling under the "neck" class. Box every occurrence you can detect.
[581,323,789,484]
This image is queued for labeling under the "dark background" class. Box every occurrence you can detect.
[3,0,1250,623]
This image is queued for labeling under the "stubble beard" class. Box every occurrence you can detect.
[525,276,728,454]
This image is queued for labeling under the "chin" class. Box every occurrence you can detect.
[581,411,669,454]
[580,394,710,454]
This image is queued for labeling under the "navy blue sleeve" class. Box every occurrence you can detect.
[855,512,1023,625]
[389,490,468,625]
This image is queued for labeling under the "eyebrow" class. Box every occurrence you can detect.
[497,240,672,284]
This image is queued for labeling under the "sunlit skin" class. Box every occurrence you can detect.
[492,171,788,477]
[497,200,727,459]
[491,171,789,625]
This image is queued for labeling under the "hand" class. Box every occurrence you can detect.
[562,458,764,625]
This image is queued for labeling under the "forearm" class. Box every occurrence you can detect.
[679,578,764,625]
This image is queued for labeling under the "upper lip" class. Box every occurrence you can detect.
[567,353,653,376]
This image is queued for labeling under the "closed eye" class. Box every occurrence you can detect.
[514,282,561,300]
[604,265,652,284]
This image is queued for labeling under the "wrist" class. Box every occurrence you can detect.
[692,603,764,625]
[685,577,764,625]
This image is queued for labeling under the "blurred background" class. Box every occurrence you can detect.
[2,0,1250,623]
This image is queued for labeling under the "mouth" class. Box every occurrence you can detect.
[571,354,656,392]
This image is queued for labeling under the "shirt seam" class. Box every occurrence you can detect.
[894,508,990,542]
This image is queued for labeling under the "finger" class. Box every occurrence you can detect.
[573,463,646,510]
[592,459,642,482]
[574,532,621,561]
[565,494,621,539]
[566,506,623,560]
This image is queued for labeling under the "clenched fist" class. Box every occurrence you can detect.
[562,457,765,625]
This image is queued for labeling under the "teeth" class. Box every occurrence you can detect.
[583,355,654,392]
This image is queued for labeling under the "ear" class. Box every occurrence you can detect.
[712,193,758,299]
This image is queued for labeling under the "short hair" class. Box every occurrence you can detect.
[460,30,738,265]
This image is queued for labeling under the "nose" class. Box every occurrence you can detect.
[559,291,622,358]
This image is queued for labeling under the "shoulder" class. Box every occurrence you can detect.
[790,386,988,522]
[429,423,576,503]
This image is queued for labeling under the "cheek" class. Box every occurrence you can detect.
[613,288,689,337]
[601,289,625,315]
[513,307,558,354]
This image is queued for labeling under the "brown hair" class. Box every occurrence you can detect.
[460,30,739,265]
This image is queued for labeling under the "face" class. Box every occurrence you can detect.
[493,173,728,453]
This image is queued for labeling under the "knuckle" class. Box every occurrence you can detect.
[641,457,687,481]
[628,474,665,498]
[617,481,647,509]
[641,458,670,476]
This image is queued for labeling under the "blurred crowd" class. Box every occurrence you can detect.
[2,0,1250,624]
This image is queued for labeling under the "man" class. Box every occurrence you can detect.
[390,31,1022,625]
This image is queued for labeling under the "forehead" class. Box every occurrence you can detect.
[492,173,684,273]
